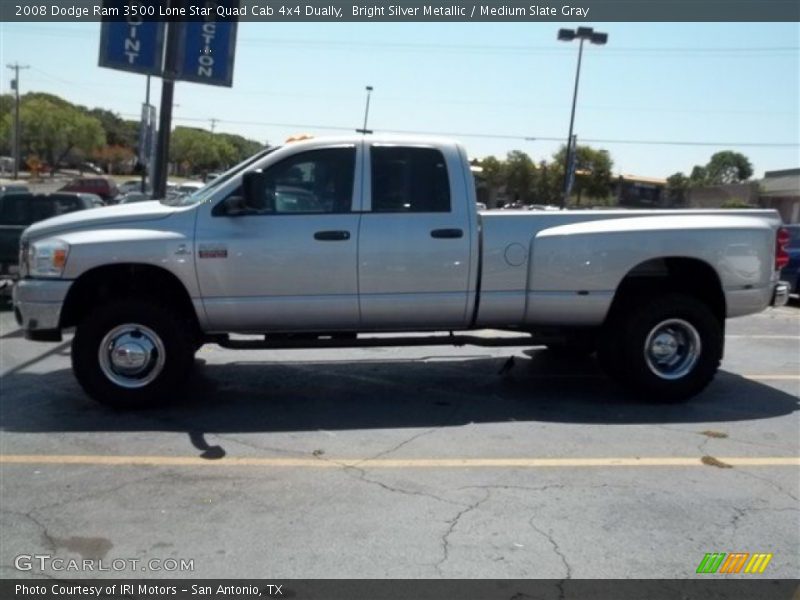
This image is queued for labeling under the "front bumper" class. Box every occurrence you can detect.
[771,281,790,307]
[12,278,73,341]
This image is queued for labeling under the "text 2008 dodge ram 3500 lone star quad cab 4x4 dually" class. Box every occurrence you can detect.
[12,136,791,408]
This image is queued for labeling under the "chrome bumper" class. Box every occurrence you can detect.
[12,279,72,341]
[771,281,790,307]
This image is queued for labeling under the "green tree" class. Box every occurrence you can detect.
[553,144,613,202]
[0,97,105,174]
[705,151,753,184]
[216,132,262,164]
[666,172,689,205]
[87,108,139,148]
[504,150,537,204]
[478,155,505,189]
[92,144,136,175]
[689,165,708,186]
[534,160,562,205]
[0,94,13,155]
[170,127,238,174]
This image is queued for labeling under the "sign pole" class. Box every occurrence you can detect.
[141,75,151,194]
[153,1,181,200]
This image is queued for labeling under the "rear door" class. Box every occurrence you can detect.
[357,144,474,329]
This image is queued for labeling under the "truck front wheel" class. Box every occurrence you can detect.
[72,300,194,408]
[598,293,722,402]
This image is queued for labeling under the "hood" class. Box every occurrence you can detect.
[22,201,181,241]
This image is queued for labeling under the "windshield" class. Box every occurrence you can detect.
[164,146,280,207]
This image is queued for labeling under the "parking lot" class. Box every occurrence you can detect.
[0,302,798,579]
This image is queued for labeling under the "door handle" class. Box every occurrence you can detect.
[430,228,463,239]
[314,230,351,241]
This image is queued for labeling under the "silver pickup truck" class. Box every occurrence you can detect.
[12,135,791,408]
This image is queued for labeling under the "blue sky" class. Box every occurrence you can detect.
[2,21,798,178]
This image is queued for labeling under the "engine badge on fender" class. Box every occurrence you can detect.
[198,244,227,259]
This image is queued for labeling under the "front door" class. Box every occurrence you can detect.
[195,144,362,332]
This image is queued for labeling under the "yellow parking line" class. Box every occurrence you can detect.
[727,335,799,340]
[741,375,800,381]
[0,455,798,468]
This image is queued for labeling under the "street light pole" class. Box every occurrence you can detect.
[557,27,607,209]
[357,86,373,134]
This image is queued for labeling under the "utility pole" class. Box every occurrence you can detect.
[209,118,218,133]
[6,63,30,180]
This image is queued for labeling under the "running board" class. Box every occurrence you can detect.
[211,332,553,350]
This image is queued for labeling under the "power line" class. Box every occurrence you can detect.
[119,113,797,148]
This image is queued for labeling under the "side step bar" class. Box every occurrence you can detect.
[210,332,555,350]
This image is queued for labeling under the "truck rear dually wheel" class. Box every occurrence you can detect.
[598,293,722,402]
[72,300,194,408]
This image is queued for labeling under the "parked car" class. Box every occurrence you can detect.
[0,192,98,288]
[779,224,800,294]
[59,177,120,203]
[119,192,152,204]
[0,183,30,195]
[10,135,790,408]
[175,182,205,197]
[80,162,105,175]
[119,179,148,195]
[77,193,105,208]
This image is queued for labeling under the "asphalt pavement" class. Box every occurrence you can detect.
[0,302,798,579]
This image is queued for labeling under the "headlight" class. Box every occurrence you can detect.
[28,240,70,278]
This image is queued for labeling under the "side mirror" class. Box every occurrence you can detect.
[215,195,248,217]
[243,170,267,209]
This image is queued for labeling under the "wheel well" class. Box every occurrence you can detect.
[60,264,200,334]
[608,257,726,324]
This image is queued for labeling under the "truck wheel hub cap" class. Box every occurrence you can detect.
[99,324,166,388]
[644,319,701,380]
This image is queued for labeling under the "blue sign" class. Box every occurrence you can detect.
[98,3,165,76]
[174,2,238,87]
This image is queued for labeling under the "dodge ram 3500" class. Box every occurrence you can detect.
[12,136,791,408]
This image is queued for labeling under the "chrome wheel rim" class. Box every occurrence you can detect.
[98,323,166,389]
[643,318,701,380]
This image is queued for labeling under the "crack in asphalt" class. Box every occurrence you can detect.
[459,483,639,494]
[734,469,799,503]
[311,449,464,508]
[527,516,572,599]
[728,505,747,543]
[24,473,161,516]
[653,424,797,453]
[351,428,440,467]
[2,509,58,553]
[435,490,491,576]
[210,433,309,458]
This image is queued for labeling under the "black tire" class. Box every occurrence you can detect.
[597,293,722,403]
[72,299,194,408]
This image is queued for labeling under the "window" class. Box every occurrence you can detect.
[370,146,450,212]
[253,147,356,214]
